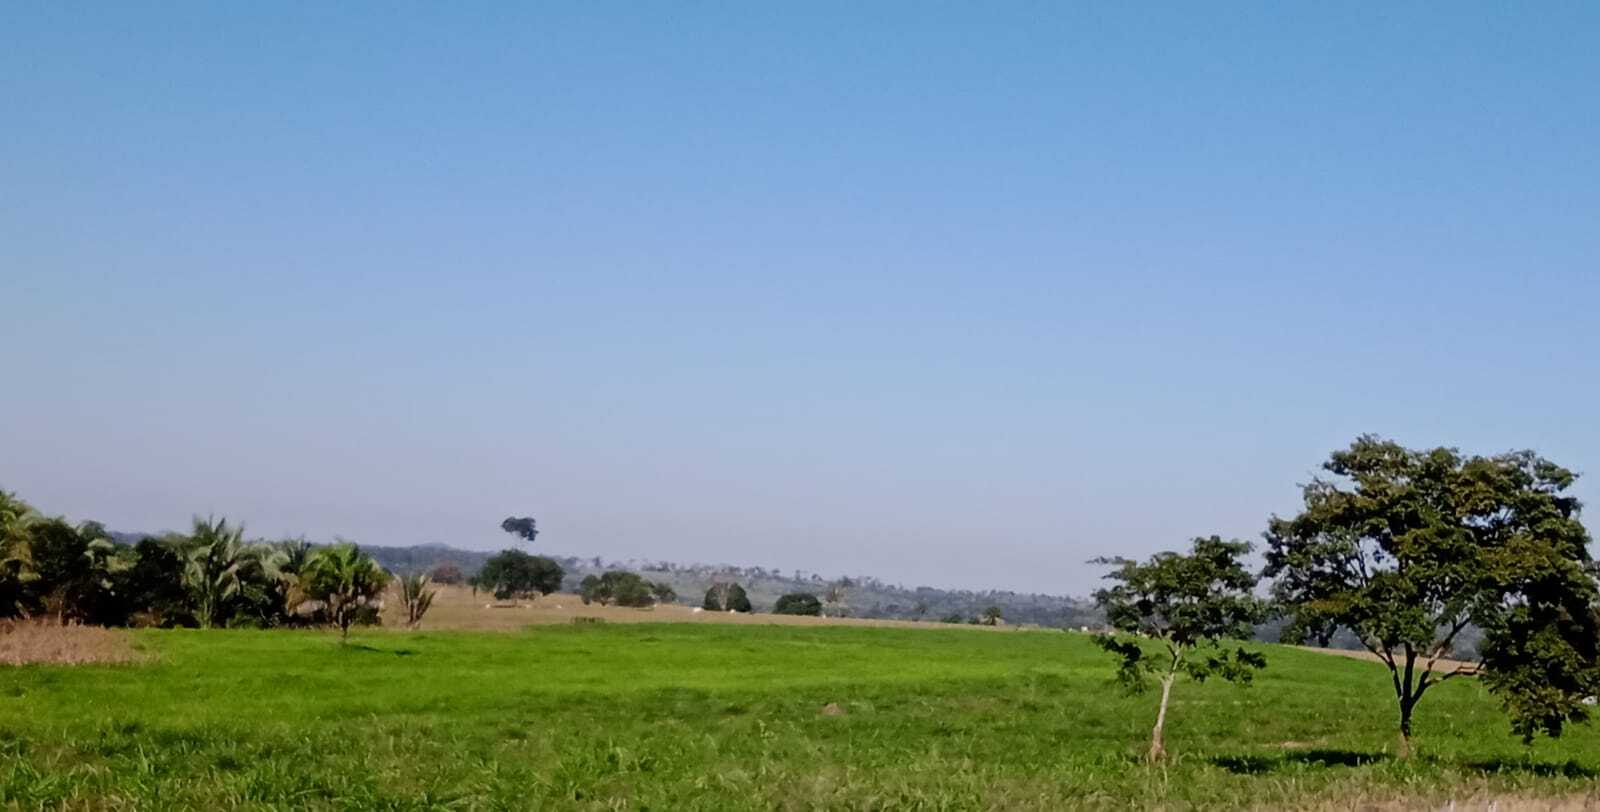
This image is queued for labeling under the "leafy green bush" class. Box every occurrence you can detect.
[773,593,822,616]
[580,571,657,607]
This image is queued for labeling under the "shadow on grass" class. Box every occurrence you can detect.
[1211,749,1388,775]
[342,644,418,656]
[1465,758,1599,779]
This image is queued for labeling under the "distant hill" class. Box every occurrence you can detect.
[359,543,1103,629]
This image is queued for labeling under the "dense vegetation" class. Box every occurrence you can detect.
[4,625,1600,809]
[0,494,394,633]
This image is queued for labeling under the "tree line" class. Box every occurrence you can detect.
[0,499,433,639]
[1095,435,1600,762]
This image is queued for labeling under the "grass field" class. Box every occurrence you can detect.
[3,624,1599,810]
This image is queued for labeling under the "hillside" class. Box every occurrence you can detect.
[363,543,1102,628]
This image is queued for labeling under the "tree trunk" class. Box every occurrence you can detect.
[1397,698,1414,759]
[1148,674,1175,763]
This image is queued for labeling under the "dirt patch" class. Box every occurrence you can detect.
[0,621,143,666]
[1297,645,1478,675]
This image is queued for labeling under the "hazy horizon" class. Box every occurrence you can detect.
[5,4,1598,595]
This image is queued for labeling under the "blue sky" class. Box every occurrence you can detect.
[3,3,1597,594]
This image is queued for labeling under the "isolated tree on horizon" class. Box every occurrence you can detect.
[500,516,538,544]
[1266,436,1600,755]
[1093,536,1268,763]
[476,550,563,600]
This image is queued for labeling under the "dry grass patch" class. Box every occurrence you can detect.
[0,621,142,666]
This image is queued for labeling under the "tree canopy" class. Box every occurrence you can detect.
[1265,435,1600,751]
[298,543,390,640]
[476,550,563,600]
[499,516,538,544]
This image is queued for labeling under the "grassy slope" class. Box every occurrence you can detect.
[2,625,1597,809]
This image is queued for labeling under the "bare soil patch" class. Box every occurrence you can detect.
[0,621,142,666]
[1296,645,1477,674]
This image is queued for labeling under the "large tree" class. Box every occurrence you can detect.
[1093,536,1268,762]
[1265,436,1600,755]
[476,550,563,600]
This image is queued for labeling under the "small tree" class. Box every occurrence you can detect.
[397,573,436,629]
[1093,536,1268,763]
[981,606,1003,626]
[299,543,390,641]
[774,593,822,616]
[1266,436,1600,754]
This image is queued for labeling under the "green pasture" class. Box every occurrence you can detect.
[2,624,1597,809]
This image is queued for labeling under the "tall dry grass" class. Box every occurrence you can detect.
[0,620,141,666]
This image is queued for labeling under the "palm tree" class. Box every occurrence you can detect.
[0,490,39,618]
[396,572,436,629]
[299,543,389,640]
[174,516,253,629]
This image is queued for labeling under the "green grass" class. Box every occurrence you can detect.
[2,625,1599,809]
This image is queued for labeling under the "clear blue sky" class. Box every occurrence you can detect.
[3,3,1597,595]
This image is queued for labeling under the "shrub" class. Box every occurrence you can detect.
[580,571,657,607]
[774,593,822,616]
[427,562,466,585]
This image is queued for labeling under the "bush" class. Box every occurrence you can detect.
[580,571,657,607]
[428,562,466,585]
[773,593,822,616]
[703,582,752,612]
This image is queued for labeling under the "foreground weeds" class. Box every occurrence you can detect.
[0,621,143,666]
